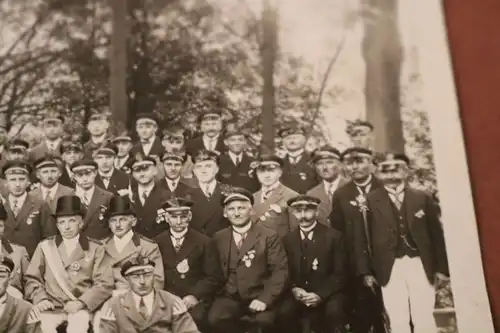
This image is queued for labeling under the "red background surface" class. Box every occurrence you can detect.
[444,0,500,330]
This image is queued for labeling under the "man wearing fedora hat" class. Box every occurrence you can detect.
[99,256,200,333]
[251,154,299,238]
[93,143,130,196]
[71,159,114,240]
[2,160,55,257]
[29,112,65,162]
[0,256,41,332]
[25,195,113,333]
[154,196,224,331]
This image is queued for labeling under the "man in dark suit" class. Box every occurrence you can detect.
[29,113,64,162]
[59,141,84,189]
[2,160,55,257]
[355,153,449,333]
[155,197,223,331]
[186,111,225,157]
[279,126,319,194]
[217,124,259,193]
[190,150,229,237]
[208,188,288,333]
[160,124,195,183]
[93,143,130,195]
[83,113,111,159]
[156,151,193,198]
[278,195,347,333]
[71,159,113,240]
[112,132,133,173]
[307,146,349,227]
[130,113,163,158]
[328,147,384,333]
[128,153,170,238]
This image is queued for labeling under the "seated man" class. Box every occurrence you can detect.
[0,256,41,333]
[99,256,200,333]
[0,205,29,299]
[25,195,113,333]
[208,188,288,333]
[278,195,347,333]
[154,196,223,331]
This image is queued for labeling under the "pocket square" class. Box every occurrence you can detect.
[415,209,425,218]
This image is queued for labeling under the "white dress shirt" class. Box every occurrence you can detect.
[232,222,252,245]
[63,235,80,256]
[133,291,155,317]
[170,228,188,248]
[166,177,180,192]
[115,156,129,169]
[41,183,59,201]
[141,138,154,156]
[287,149,304,164]
[300,221,317,240]
[113,230,134,253]
[138,183,155,205]
[99,170,114,189]
[65,165,74,180]
[323,177,341,198]
[385,183,406,205]
[75,186,95,205]
[200,180,216,198]
[9,192,27,213]
[261,182,280,203]
[203,134,220,151]
[228,151,243,166]
[354,174,373,195]
[46,138,62,151]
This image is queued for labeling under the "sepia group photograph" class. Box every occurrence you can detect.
[0,0,493,333]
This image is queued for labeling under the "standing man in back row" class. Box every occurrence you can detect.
[29,112,64,162]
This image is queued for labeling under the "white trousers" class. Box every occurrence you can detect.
[40,310,90,333]
[382,257,436,333]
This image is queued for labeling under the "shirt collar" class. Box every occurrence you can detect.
[138,183,155,194]
[113,229,134,245]
[166,177,180,187]
[287,149,304,158]
[46,138,62,147]
[132,290,155,309]
[232,222,252,235]
[385,182,406,195]
[228,151,243,161]
[99,169,114,178]
[203,134,220,142]
[170,228,188,239]
[354,174,373,188]
[62,234,80,245]
[261,182,280,194]
[41,183,59,196]
[75,185,95,198]
[200,180,216,193]
[9,192,27,204]
[324,176,341,192]
[300,221,317,233]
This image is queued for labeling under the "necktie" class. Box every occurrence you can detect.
[82,192,89,207]
[262,189,273,202]
[235,156,241,166]
[44,190,52,202]
[141,191,148,204]
[204,186,212,199]
[327,183,335,200]
[301,230,313,242]
[235,232,246,249]
[391,192,403,210]
[170,180,177,191]
[138,297,148,319]
[12,199,19,217]
[172,236,183,252]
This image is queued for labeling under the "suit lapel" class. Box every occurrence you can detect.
[403,188,421,229]
[193,183,221,228]
[142,292,167,329]
[86,187,103,219]
[237,225,260,260]
[252,183,285,219]
[219,229,232,279]
[13,195,35,228]
[373,189,398,231]
[57,242,72,267]
[123,292,146,327]
[175,230,197,260]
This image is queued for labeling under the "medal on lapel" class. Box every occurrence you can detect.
[98,205,107,221]
[299,172,307,180]
[312,258,319,271]
[176,259,189,279]
[26,211,39,225]
[70,262,81,275]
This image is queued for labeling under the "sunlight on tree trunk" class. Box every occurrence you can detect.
[362,0,404,153]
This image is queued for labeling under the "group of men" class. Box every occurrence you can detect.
[0,110,449,333]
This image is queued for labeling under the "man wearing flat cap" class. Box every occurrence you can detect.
[71,159,113,240]
[2,160,55,257]
[59,141,84,189]
[5,139,30,162]
[354,153,449,333]
[186,110,226,157]
[217,123,259,193]
[156,151,194,198]
[31,156,74,214]
[208,188,288,333]
[0,256,41,333]
[99,255,201,333]
[328,147,383,333]
[29,112,65,162]
[155,196,223,331]
[160,123,195,182]
[0,203,30,299]
[278,126,319,194]
[251,154,299,238]
[277,195,347,333]
[112,132,134,172]
[130,113,163,158]
[307,146,349,227]
[346,119,375,150]
[189,149,229,237]
[25,195,114,333]
[83,113,111,159]
[93,143,130,196]
[93,195,164,332]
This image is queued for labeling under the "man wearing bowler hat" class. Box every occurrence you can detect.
[306,146,349,227]
[186,110,226,157]
[93,143,130,196]
[354,153,449,333]
[251,154,299,238]
[0,256,41,333]
[278,195,347,333]
[2,160,55,257]
[208,188,288,333]
[71,159,113,240]
[29,112,65,162]
[155,196,224,331]
[25,195,113,333]
[99,256,201,333]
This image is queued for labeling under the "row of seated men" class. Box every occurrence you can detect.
[0,188,345,333]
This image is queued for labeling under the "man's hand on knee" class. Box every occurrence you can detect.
[36,299,56,312]
[64,300,86,314]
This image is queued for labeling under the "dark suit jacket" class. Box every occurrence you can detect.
[281,152,319,194]
[217,153,259,193]
[29,183,74,213]
[155,178,193,199]
[283,223,346,299]
[83,138,111,159]
[95,169,130,195]
[190,182,228,237]
[130,137,164,157]
[186,135,226,157]
[354,187,449,286]
[131,184,170,239]
[214,224,288,306]
[59,165,75,189]
[154,228,223,300]
[81,186,114,240]
[306,177,349,227]
[3,193,56,257]
[29,140,62,162]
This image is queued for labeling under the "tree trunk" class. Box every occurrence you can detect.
[109,0,129,129]
[260,0,278,155]
[362,0,405,153]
